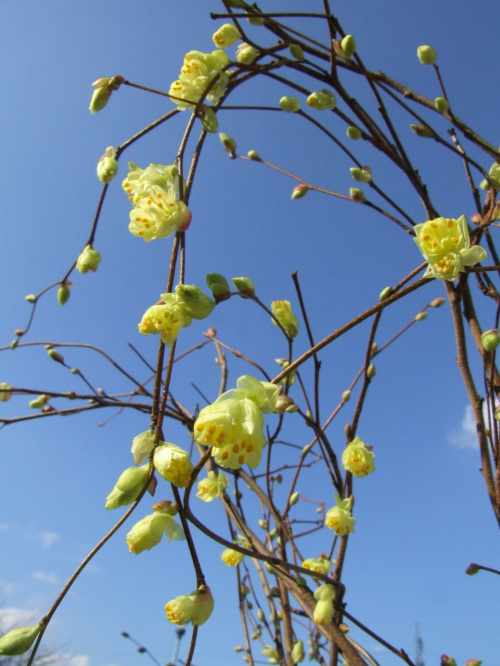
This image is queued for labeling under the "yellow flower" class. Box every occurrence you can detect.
[76,245,101,273]
[165,585,214,626]
[341,436,375,477]
[153,443,194,488]
[213,23,241,47]
[169,50,229,110]
[221,548,245,566]
[126,501,183,554]
[313,584,335,625]
[414,215,488,281]
[138,294,192,347]
[105,464,150,510]
[0,382,12,402]
[325,495,355,536]
[196,470,230,502]
[271,300,299,338]
[302,556,331,576]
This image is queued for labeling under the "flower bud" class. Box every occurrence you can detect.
[10,339,18,350]
[275,394,295,413]
[0,623,43,656]
[246,11,264,25]
[291,184,309,199]
[342,389,351,403]
[105,464,150,510]
[97,147,118,183]
[350,166,372,183]
[89,76,123,114]
[307,90,337,110]
[289,491,300,506]
[0,382,13,402]
[434,97,449,113]
[292,640,305,663]
[236,43,258,64]
[175,284,216,320]
[131,429,156,465]
[165,585,214,626]
[341,34,356,58]
[379,286,392,301]
[417,45,438,64]
[213,23,241,47]
[350,187,366,203]
[280,96,300,113]
[248,149,261,160]
[199,105,219,133]
[219,132,237,155]
[76,245,101,273]
[289,44,304,61]
[271,300,299,338]
[481,329,500,352]
[29,394,49,409]
[465,659,482,666]
[47,349,64,363]
[430,297,446,307]
[232,276,255,297]
[206,273,231,302]
[154,442,194,488]
[465,563,480,575]
[234,646,245,652]
[346,126,362,140]
[440,657,457,666]
[25,294,36,303]
[57,283,71,306]
[410,124,434,138]
[415,312,428,321]
[366,363,376,378]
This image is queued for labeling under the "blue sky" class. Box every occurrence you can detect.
[1,2,500,665]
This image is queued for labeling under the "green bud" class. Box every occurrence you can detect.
[280,96,300,113]
[47,349,64,363]
[57,283,71,306]
[236,42,258,64]
[258,519,268,529]
[307,90,337,111]
[350,166,372,183]
[234,646,245,652]
[200,106,219,133]
[291,184,309,199]
[246,10,264,25]
[10,339,18,350]
[289,491,300,506]
[341,35,356,58]
[257,608,265,621]
[76,245,101,273]
[29,394,49,409]
[105,464,150,510]
[350,187,366,203]
[465,563,480,575]
[70,367,80,374]
[248,149,261,160]
[274,395,294,413]
[366,363,376,378]
[465,660,482,666]
[292,640,305,664]
[24,294,36,303]
[379,286,392,301]
[89,76,123,114]
[97,147,118,183]
[64,391,76,400]
[415,312,428,321]
[232,277,255,297]
[295,575,306,586]
[0,623,43,656]
[219,132,237,155]
[346,126,362,140]
[410,124,434,138]
[430,297,446,307]
[289,44,304,61]
[417,45,438,65]
[174,284,216,320]
[434,97,449,113]
[481,329,500,352]
[0,383,13,402]
[206,273,231,302]
[440,657,457,666]
[342,390,351,403]
[264,561,274,574]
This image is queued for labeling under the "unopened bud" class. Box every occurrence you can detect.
[370,342,378,358]
[411,124,434,138]
[234,646,245,652]
[482,329,500,352]
[29,394,49,409]
[350,187,366,203]
[199,105,219,133]
[70,367,80,374]
[289,44,304,61]
[275,394,295,413]
[232,277,255,297]
[440,656,457,666]
[465,563,480,575]
[10,339,18,350]
[350,166,372,183]
[0,622,44,656]
[366,363,376,378]
[379,286,392,301]
[257,608,265,622]
[57,283,71,306]
[434,97,449,113]
[292,639,305,663]
[289,491,300,506]
[24,294,36,303]
[291,184,310,199]
[48,349,64,363]
[236,43,258,64]
[206,273,231,302]
[341,35,356,58]
[14,329,25,337]
[219,132,237,155]
[464,659,482,666]
[0,383,13,402]
[76,245,101,273]
[307,90,337,110]
[280,96,300,113]
[246,10,264,26]
[430,297,446,307]
[415,312,428,321]
[346,126,361,140]
[213,23,241,48]
[342,389,351,403]
[417,45,438,65]
[97,147,118,183]
[248,149,261,161]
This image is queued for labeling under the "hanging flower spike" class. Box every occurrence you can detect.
[325,495,356,536]
[414,215,488,281]
[341,436,375,477]
[196,470,230,502]
[165,586,214,626]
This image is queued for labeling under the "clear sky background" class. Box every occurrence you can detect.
[1,2,500,665]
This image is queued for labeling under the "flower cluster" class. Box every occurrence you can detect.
[122,162,192,241]
[341,436,375,477]
[126,501,184,554]
[193,375,279,469]
[414,215,488,281]
[325,495,356,536]
[168,50,229,110]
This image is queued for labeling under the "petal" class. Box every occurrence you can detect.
[460,245,488,266]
